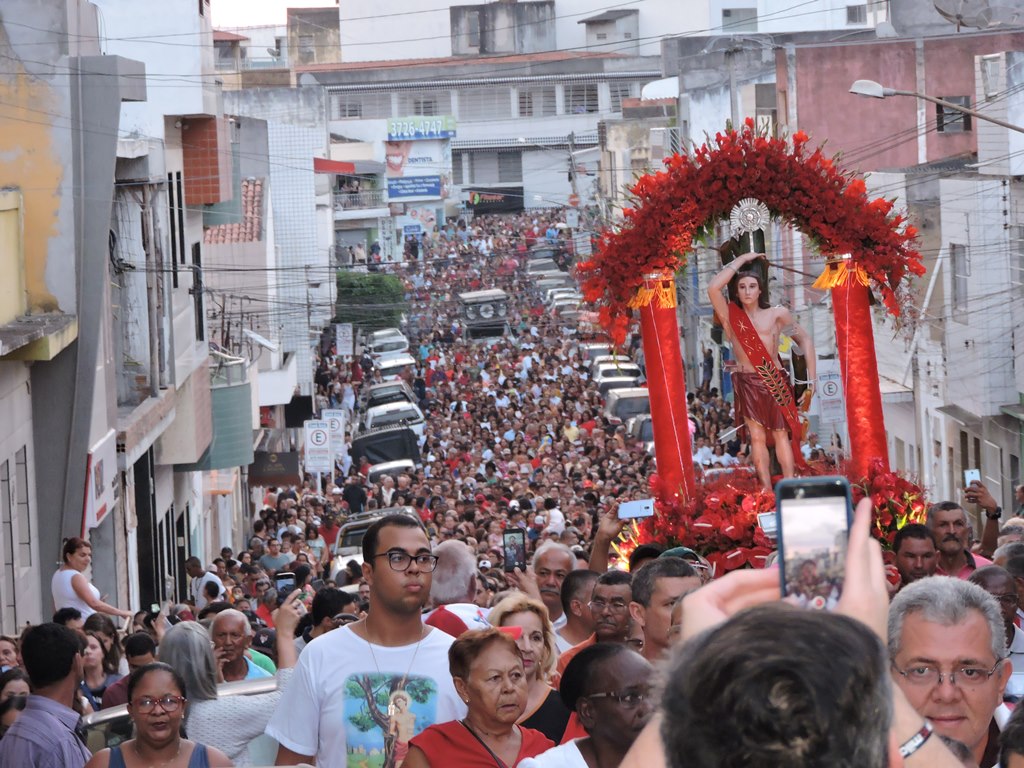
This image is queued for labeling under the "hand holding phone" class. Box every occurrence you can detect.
[775,477,853,611]
[274,573,297,605]
[502,529,527,573]
[617,498,655,519]
[963,468,981,487]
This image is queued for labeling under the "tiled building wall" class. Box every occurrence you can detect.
[182,116,232,205]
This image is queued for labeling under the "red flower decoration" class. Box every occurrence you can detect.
[577,119,924,340]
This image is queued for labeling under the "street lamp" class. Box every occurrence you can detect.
[849,79,1024,134]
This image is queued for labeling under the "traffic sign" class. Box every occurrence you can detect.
[568,193,580,207]
[303,420,333,473]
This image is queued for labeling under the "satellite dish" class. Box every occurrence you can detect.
[937,0,991,28]
[933,0,1024,28]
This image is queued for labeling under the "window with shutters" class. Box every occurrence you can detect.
[936,96,971,133]
[396,91,451,117]
[458,88,512,122]
[565,83,598,114]
[610,82,634,113]
[846,4,867,23]
[498,151,522,183]
[950,243,969,321]
[518,87,556,117]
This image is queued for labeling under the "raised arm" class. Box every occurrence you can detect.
[707,252,761,324]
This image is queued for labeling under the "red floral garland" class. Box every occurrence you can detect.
[578,119,925,345]
[615,460,928,574]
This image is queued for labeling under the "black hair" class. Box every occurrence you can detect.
[20,623,85,689]
[0,667,29,695]
[51,607,82,626]
[126,662,187,704]
[729,269,771,310]
[892,523,937,553]
[123,631,157,659]
[560,642,633,712]
[630,558,697,607]
[595,569,632,588]
[311,587,357,625]
[628,544,665,571]
[362,513,423,562]
[1001,698,1024,765]
[661,605,891,768]
[560,570,599,615]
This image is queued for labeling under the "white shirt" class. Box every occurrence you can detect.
[1006,624,1024,700]
[519,739,588,768]
[265,626,466,768]
[191,571,225,610]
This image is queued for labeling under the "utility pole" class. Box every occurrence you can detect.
[567,131,580,205]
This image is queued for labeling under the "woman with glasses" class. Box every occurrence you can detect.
[403,628,554,768]
[520,643,654,768]
[489,594,572,743]
[157,593,302,766]
[83,662,232,767]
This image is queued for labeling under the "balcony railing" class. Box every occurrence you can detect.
[334,189,386,210]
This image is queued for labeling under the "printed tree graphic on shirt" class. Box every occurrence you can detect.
[347,674,437,768]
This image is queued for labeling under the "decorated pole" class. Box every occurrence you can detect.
[630,273,697,502]
[815,259,890,479]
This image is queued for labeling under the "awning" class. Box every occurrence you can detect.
[1000,403,1024,422]
[937,404,982,431]
[879,375,914,404]
[313,157,385,175]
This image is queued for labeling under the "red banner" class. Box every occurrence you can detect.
[636,274,696,502]
[832,279,889,479]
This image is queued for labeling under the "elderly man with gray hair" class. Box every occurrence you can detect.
[889,575,1011,767]
[424,539,490,636]
[212,608,272,682]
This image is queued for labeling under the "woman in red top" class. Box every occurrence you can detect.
[404,628,553,768]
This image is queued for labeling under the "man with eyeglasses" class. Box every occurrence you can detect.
[969,565,1024,702]
[889,575,1011,767]
[557,570,633,675]
[268,513,466,768]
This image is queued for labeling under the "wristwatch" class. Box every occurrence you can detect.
[986,506,1002,520]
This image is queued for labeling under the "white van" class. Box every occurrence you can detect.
[366,330,409,358]
[602,387,651,425]
[363,401,426,438]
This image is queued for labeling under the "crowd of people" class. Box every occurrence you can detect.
[5,211,1024,767]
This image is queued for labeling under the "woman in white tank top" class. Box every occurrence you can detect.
[51,537,133,622]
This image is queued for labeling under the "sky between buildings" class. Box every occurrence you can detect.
[212,0,337,28]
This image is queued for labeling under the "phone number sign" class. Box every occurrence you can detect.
[387,115,456,141]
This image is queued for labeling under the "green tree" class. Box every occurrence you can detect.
[334,271,407,331]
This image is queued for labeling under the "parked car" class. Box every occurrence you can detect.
[367,459,417,485]
[364,328,409,358]
[593,361,643,381]
[589,353,634,371]
[82,678,280,762]
[350,424,421,467]
[603,387,650,424]
[625,414,655,454]
[329,506,424,581]
[545,287,581,304]
[374,352,416,381]
[596,376,642,395]
[579,342,614,364]
[360,380,416,411]
[363,401,426,438]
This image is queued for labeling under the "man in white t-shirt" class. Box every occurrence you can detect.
[268,514,467,767]
[185,557,224,611]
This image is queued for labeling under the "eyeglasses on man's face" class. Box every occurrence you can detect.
[586,688,651,709]
[588,598,630,614]
[891,659,1004,689]
[374,550,439,572]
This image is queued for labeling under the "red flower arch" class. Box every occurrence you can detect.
[578,119,925,344]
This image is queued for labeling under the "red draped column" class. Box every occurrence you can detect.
[634,272,697,503]
[831,276,890,480]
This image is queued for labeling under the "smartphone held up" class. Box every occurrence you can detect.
[775,476,853,611]
[502,529,527,573]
